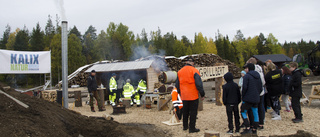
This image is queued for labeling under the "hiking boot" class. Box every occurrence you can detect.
[189,128,200,133]
[183,127,188,131]
[240,123,245,128]
[258,125,264,130]
[226,130,233,134]
[235,129,240,133]
[293,119,303,123]
[240,128,252,134]
[272,115,281,120]
[252,129,257,134]
[91,107,95,112]
[99,108,106,112]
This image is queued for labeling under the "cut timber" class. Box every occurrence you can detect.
[158,96,172,111]
[162,114,182,126]
[308,85,320,106]
[97,88,105,109]
[204,130,220,137]
[74,91,82,107]
[0,90,29,109]
[215,76,224,106]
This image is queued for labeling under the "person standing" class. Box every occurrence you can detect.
[238,70,246,92]
[171,87,183,120]
[223,72,241,134]
[265,63,283,120]
[87,70,105,112]
[246,57,266,129]
[109,73,117,106]
[281,65,292,112]
[240,63,262,135]
[176,57,205,133]
[289,62,303,123]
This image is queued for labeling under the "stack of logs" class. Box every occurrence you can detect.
[67,65,93,87]
[165,54,241,78]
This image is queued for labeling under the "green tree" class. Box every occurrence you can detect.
[14,27,29,51]
[69,26,82,41]
[173,39,186,57]
[30,23,45,51]
[44,15,55,50]
[266,33,281,54]
[106,22,135,60]
[163,32,176,56]
[0,24,11,49]
[68,34,86,74]
[94,30,110,60]
[193,32,206,54]
[186,46,192,55]
[50,34,62,84]
[150,27,165,54]
[215,30,225,58]
[6,29,19,50]
[206,38,217,54]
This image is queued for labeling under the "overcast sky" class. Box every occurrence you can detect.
[1,0,319,43]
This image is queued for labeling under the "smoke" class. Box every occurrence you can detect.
[54,0,67,21]
[131,45,169,72]
[131,45,166,60]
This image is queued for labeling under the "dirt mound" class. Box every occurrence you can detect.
[0,83,166,137]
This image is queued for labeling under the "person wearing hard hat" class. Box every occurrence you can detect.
[133,79,147,107]
[109,73,117,106]
[87,70,105,112]
[176,57,205,133]
[123,79,134,106]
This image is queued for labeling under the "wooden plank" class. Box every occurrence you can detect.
[0,90,29,109]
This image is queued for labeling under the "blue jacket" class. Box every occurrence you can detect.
[242,70,262,103]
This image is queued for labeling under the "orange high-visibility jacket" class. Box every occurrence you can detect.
[177,65,202,100]
[172,88,183,109]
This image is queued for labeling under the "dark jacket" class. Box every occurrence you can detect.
[289,69,302,97]
[87,75,98,93]
[282,74,292,94]
[222,72,241,105]
[242,70,262,103]
[265,69,283,96]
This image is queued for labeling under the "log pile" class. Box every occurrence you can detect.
[165,54,241,78]
[67,65,93,87]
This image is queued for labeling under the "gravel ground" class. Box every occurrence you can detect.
[71,76,320,137]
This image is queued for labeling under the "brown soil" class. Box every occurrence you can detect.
[0,83,167,137]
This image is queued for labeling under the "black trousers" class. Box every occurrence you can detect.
[291,96,302,119]
[258,95,265,125]
[182,99,199,130]
[226,104,240,130]
[175,107,183,120]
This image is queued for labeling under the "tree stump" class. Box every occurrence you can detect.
[204,130,220,137]
[74,90,82,107]
[97,88,105,108]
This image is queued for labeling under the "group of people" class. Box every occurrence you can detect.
[87,70,147,112]
[223,57,303,135]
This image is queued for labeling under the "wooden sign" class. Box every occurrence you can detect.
[196,65,228,81]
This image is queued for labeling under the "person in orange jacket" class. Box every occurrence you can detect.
[171,87,183,120]
[176,57,205,133]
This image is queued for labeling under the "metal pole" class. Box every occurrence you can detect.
[61,21,68,108]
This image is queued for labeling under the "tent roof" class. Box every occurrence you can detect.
[85,60,154,73]
[253,54,292,63]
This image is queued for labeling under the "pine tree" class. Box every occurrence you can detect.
[0,24,11,49]
[30,23,45,51]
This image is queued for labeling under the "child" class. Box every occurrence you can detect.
[223,72,241,134]
[171,87,183,120]
[288,62,303,123]
[281,65,292,112]
[238,70,246,92]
